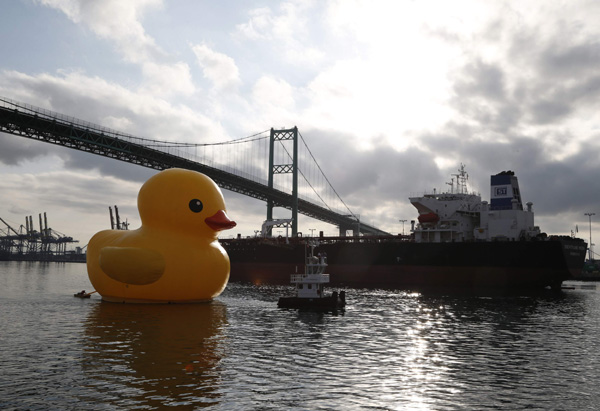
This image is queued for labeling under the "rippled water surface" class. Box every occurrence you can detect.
[2,261,600,410]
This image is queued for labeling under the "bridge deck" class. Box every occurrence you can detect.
[0,99,390,235]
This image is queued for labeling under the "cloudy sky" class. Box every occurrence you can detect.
[1,0,600,250]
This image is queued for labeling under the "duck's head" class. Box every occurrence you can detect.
[138,168,236,239]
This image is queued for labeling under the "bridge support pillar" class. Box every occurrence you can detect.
[339,216,360,237]
[267,127,299,237]
[339,225,359,237]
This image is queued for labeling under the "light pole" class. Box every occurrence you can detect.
[585,212,595,261]
[399,219,407,236]
[309,228,315,237]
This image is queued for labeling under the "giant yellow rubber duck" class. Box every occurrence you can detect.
[86,168,237,303]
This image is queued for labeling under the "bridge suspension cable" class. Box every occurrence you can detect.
[274,132,356,218]
[299,131,356,219]
[143,130,271,148]
[0,96,389,235]
[0,96,346,215]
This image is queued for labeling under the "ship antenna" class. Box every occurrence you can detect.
[451,172,460,192]
[446,177,454,194]
[453,163,468,194]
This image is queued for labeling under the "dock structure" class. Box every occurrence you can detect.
[0,213,84,262]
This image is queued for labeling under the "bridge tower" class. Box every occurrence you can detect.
[267,127,299,237]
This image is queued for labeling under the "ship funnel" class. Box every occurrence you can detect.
[490,171,523,211]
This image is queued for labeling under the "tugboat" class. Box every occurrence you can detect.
[277,241,346,310]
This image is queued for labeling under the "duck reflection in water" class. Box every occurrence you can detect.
[81,301,227,409]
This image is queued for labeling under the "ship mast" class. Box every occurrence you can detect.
[446,177,454,194]
[451,163,469,194]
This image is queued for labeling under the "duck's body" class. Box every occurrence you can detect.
[86,169,236,303]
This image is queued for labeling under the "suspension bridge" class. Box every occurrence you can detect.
[0,97,390,236]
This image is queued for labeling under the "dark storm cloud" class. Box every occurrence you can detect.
[300,128,441,208]
[0,70,221,185]
[420,123,547,175]
[29,171,139,214]
[529,100,571,124]
[448,14,600,137]
[450,60,523,134]
[525,74,600,124]
[522,145,600,214]
[454,60,506,102]
[452,137,600,224]
[429,13,600,224]
[420,122,600,217]
[8,204,29,215]
[506,26,600,125]
[0,130,156,183]
[0,133,59,165]
[63,149,156,183]
[538,40,600,78]
[1,70,219,145]
[222,191,268,231]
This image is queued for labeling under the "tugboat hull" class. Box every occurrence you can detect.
[278,292,346,310]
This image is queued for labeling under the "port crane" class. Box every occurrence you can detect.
[0,213,81,260]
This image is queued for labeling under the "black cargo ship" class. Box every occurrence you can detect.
[222,167,587,290]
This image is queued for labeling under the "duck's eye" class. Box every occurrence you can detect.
[189,199,203,213]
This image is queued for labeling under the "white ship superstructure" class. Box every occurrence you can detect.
[410,165,541,243]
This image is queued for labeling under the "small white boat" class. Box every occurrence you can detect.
[277,241,345,310]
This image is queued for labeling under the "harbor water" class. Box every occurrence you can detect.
[1,261,600,410]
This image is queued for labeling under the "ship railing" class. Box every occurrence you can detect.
[414,225,462,232]
[291,273,330,283]
[409,190,481,198]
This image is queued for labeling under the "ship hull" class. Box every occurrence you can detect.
[222,237,587,290]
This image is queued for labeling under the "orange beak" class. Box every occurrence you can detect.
[205,210,237,231]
